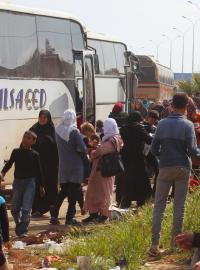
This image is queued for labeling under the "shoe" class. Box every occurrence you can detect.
[18,233,28,238]
[82,213,99,224]
[65,219,80,226]
[98,215,109,223]
[148,245,161,257]
[50,217,60,225]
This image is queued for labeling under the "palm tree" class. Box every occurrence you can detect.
[177,74,200,95]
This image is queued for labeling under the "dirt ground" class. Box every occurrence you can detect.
[7,200,192,270]
[7,199,82,269]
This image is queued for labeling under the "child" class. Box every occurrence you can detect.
[143,110,159,134]
[88,134,101,158]
[143,110,159,196]
[0,131,44,237]
[0,196,12,270]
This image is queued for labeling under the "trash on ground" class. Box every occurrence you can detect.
[14,230,66,245]
[12,241,26,249]
[48,242,66,255]
[109,206,129,220]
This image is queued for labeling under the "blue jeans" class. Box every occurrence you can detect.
[11,178,36,236]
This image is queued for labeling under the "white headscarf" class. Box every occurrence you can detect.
[103,118,119,141]
[56,109,77,142]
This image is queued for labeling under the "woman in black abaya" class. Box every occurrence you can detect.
[120,111,152,208]
[30,110,58,216]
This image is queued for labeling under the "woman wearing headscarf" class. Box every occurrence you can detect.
[131,99,148,119]
[108,102,128,128]
[83,118,123,223]
[30,110,58,217]
[120,111,152,208]
[50,109,88,225]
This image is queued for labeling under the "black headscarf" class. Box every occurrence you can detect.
[127,111,142,125]
[30,110,55,139]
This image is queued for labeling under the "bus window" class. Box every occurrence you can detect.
[114,43,126,74]
[0,11,38,78]
[101,41,118,75]
[70,22,84,50]
[87,39,104,75]
[36,16,74,78]
[138,56,157,82]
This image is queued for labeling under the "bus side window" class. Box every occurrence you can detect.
[0,11,38,78]
[101,41,118,75]
[36,16,74,78]
[70,22,84,50]
[114,43,126,74]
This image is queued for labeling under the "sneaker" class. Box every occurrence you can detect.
[50,217,60,225]
[65,219,80,226]
[148,245,161,257]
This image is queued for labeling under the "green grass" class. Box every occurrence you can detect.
[52,188,200,269]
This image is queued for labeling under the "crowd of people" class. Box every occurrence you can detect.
[1,93,200,269]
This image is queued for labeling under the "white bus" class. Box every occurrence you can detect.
[86,31,139,119]
[0,3,97,184]
[0,4,138,185]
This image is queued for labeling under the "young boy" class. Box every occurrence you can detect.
[0,131,44,237]
[144,110,159,134]
[143,110,159,196]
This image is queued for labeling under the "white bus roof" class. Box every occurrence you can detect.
[0,2,86,27]
[87,31,126,45]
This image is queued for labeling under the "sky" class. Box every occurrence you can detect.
[4,0,200,73]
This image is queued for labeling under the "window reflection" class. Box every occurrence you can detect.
[88,39,105,75]
[114,44,126,74]
[37,16,74,78]
[0,10,85,79]
[0,11,38,77]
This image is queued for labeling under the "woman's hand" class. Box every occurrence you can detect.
[175,232,194,249]
[39,186,45,198]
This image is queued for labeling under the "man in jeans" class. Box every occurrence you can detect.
[149,93,200,256]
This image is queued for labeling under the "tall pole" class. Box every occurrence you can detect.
[182,16,195,73]
[192,23,195,73]
[182,35,184,73]
[149,40,160,60]
[173,27,185,73]
[162,34,172,69]
[170,40,172,69]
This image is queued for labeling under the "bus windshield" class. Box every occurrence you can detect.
[0,10,84,79]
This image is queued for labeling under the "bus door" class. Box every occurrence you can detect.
[74,51,96,126]
[124,52,139,113]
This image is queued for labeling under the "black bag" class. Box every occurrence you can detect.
[101,151,124,177]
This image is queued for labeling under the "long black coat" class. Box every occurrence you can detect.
[30,123,59,214]
[120,123,152,203]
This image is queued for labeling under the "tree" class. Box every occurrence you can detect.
[177,74,200,95]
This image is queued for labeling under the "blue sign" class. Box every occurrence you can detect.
[0,88,47,111]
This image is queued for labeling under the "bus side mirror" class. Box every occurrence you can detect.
[93,54,100,74]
